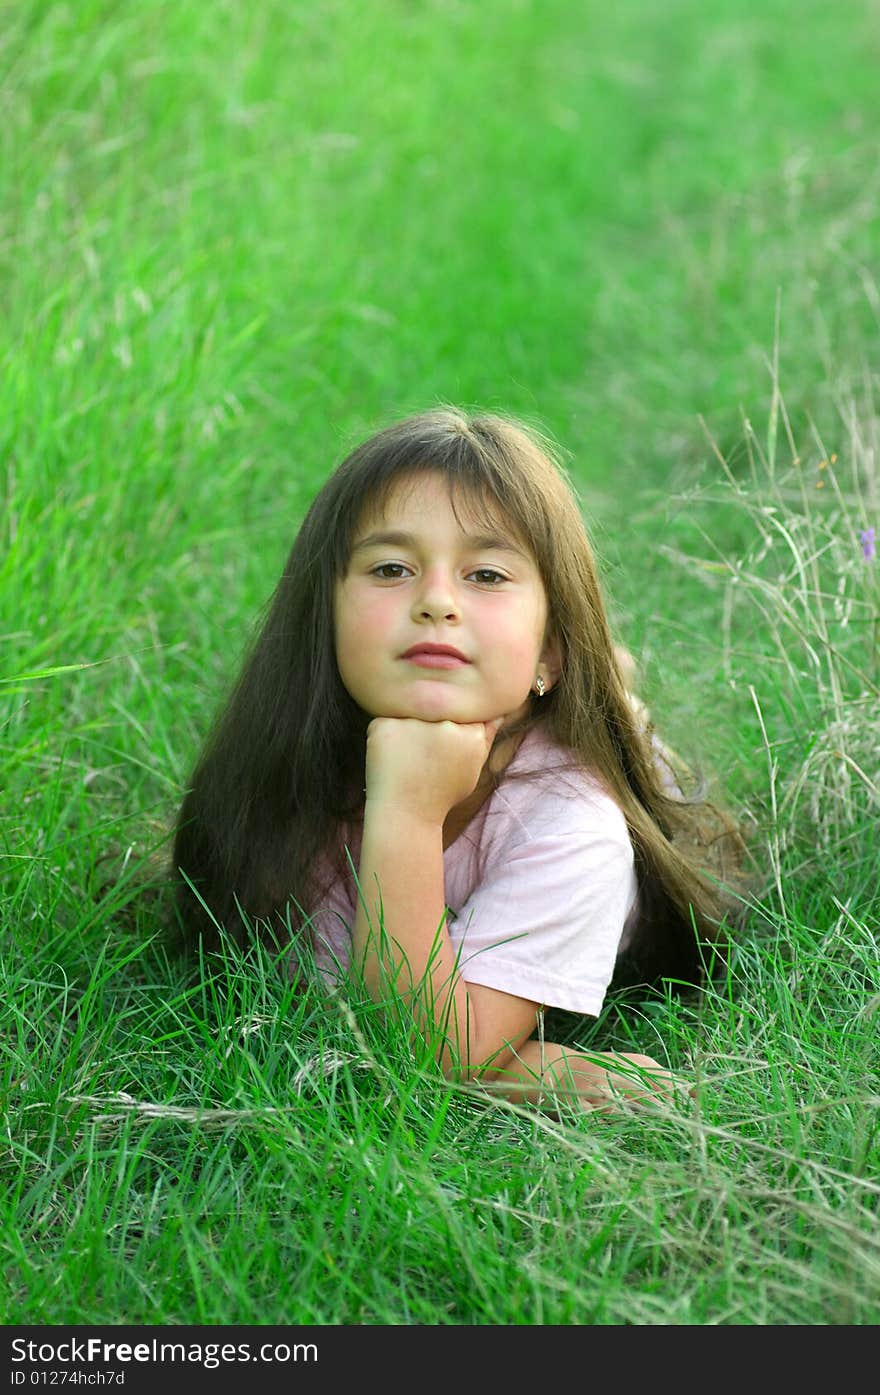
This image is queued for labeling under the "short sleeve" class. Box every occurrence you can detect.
[447,815,637,1017]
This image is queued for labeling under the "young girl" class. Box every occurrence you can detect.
[171,407,746,1112]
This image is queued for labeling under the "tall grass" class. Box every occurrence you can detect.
[664,346,879,874]
[2,0,879,1326]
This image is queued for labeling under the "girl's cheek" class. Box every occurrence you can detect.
[476,601,542,657]
[351,588,396,637]
[341,587,398,658]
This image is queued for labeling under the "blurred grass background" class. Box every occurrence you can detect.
[2,0,878,1325]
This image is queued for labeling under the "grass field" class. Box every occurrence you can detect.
[2,0,879,1325]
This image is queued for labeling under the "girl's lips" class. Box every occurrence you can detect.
[403,653,468,669]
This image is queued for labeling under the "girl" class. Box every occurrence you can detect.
[171,407,746,1112]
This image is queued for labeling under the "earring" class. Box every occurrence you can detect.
[535,675,546,698]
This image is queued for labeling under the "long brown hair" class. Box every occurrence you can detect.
[170,406,749,990]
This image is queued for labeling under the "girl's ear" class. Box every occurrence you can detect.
[540,630,564,688]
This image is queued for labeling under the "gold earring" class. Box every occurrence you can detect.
[535,676,546,697]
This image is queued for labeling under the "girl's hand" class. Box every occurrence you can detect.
[365,716,505,825]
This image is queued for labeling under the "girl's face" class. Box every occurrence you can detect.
[333,472,561,726]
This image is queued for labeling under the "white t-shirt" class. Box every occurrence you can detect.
[305,723,639,1018]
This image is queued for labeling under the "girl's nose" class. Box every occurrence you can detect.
[412,570,461,621]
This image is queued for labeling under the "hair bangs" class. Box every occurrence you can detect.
[331,417,538,577]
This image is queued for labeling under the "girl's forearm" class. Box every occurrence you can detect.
[353,801,476,1071]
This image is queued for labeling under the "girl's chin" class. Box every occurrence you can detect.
[364,689,528,726]
[373,697,484,723]
[362,682,525,725]
[391,707,473,723]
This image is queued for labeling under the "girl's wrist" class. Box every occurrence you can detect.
[363,796,447,834]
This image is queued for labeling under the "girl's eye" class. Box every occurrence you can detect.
[470,569,507,585]
[371,563,411,580]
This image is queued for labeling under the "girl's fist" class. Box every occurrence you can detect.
[365,716,505,824]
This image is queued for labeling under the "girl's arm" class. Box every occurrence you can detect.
[353,714,543,1076]
[353,799,539,1076]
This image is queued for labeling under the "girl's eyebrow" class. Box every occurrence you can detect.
[351,529,530,561]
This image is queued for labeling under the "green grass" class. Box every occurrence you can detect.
[2,0,878,1325]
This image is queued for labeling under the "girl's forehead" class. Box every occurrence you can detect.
[354,472,518,539]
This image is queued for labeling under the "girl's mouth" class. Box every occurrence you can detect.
[401,641,471,667]
[403,653,468,669]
